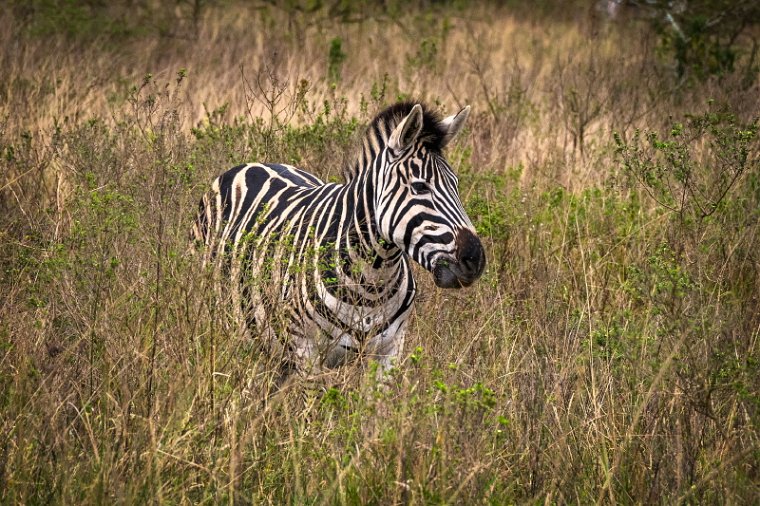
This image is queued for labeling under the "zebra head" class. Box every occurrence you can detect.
[375,103,486,288]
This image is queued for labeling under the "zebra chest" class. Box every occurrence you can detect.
[242,246,415,341]
[302,258,413,334]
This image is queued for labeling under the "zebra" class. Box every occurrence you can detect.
[192,101,485,381]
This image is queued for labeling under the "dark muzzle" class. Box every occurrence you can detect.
[433,229,486,288]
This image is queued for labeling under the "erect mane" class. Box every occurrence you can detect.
[370,101,447,150]
[342,101,447,181]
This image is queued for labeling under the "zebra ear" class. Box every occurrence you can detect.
[389,104,424,152]
[440,105,470,147]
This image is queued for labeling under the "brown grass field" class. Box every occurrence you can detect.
[1,1,759,503]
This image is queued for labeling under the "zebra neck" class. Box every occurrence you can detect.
[342,168,397,260]
[338,123,409,278]
[316,176,409,308]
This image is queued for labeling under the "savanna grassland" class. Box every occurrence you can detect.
[1,1,759,503]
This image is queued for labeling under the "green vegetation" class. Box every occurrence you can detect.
[1,1,758,503]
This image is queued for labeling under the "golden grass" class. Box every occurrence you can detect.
[1,1,759,504]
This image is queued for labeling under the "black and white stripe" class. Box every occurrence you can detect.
[193,102,485,377]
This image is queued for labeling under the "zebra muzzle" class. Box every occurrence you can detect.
[432,229,486,288]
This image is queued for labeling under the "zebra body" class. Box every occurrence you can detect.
[193,102,485,377]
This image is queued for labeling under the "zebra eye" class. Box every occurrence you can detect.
[411,181,431,195]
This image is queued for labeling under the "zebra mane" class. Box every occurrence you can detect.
[343,101,447,181]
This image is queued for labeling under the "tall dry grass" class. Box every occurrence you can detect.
[1,1,759,503]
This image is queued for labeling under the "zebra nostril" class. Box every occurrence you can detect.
[455,230,485,278]
[462,253,479,272]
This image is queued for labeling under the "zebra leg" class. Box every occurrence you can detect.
[265,336,321,407]
[366,317,408,381]
[279,324,324,379]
